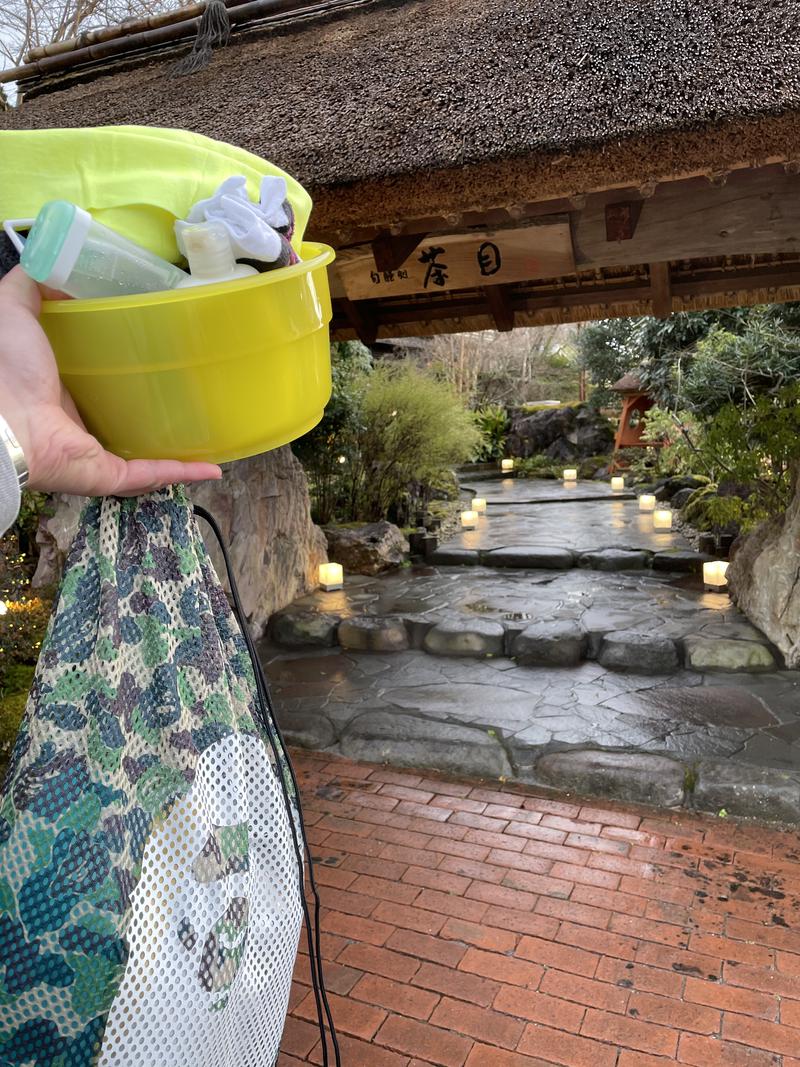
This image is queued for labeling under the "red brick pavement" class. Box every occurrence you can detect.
[279,750,800,1066]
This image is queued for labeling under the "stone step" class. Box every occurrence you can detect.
[428,544,713,574]
[268,608,779,673]
[274,697,800,824]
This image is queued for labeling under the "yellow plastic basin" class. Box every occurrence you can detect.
[40,242,335,464]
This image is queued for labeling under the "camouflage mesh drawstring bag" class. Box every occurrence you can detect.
[0,488,334,1067]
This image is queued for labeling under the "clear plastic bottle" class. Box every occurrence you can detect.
[177,222,258,287]
[10,200,188,299]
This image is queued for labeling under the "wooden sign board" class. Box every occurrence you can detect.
[335,218,575,301]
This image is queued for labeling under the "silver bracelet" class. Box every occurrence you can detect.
[0,413,29,489]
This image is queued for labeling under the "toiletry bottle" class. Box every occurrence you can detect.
[177,222,258,286]
[8,200,188,299]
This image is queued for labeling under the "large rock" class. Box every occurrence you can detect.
[423,617,505,658]
[483,546,575,569]
[32,493,86,587]
[269,610,341,648]
[671,487,697,510]
[652,549,712,574]
[574,405,616,457]
[33,450,328,640]
[430,547,481,566]
[325,521,409,575]
[339,711,512,778]
[683,636,776,672]
[597,630,679,672]
[536,750,685,807]
[578,548,649,571]
[513,621,587,666]
[728,484,800,668]
[655,475,709,502]
[693,760,800,822]
[272,709,337,750]
[338,616,409,652]
[192,449,328,638]
[506,405,614,461]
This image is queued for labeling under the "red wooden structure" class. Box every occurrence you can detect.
[612,373,656,454]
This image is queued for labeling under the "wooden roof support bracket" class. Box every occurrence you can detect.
[605,199,643,242]
[339,297,379,346]
[649,261,672,318]
[483,283,516,332]
[371,230,428,273]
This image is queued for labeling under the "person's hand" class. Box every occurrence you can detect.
[0,267,222,496]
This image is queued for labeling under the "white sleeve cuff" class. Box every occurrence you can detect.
[0,437,21,538]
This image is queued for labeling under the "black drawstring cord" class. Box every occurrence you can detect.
[194,504,341,1067]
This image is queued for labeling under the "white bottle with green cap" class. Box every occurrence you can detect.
[4,200,188,299]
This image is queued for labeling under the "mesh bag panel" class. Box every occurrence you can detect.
[0,488,303,1067]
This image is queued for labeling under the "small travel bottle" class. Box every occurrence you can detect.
[6,200,188,298]
[177,222,258,287]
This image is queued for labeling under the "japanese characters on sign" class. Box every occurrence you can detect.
[337,220,574,302]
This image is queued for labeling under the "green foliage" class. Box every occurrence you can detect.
[471,404,508,462]
[663,384,800,532]
[0,596,52,679]
[515,456,560,479]
[577,303,800,416]
[293,341,373,524]
[0,664,35,784]
[15,491,52,558]
[355,364,482,521]
[575,319,637,408]
[294,347,481,524]
[637,407,704,479]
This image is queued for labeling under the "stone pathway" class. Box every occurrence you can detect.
[281,750,800,1066]
[456,478,688,553]
[453,501,687,554]
[263,480,800,820]
[263,572,799,820]
[461,474,636,504]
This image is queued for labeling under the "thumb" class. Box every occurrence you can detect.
[0,266,42,317]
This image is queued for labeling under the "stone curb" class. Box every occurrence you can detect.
[269,609,780,673]
[427,544,714,575]
[278,707,800,823]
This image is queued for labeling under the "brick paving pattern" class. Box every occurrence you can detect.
[280,750,800,1066]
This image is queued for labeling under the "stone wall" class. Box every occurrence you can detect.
[728,483,800,668]
[33,447,327,638]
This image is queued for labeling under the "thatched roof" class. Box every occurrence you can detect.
[4,0,800,232]
[612,373,645,394]
[4,0,800,338]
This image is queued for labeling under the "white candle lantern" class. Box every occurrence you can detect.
[471,498,487,513]
[653,508,673,530]
[501,458,514,472]
[563,468,578,482]
[611,476,625,492]
[638,494,656,512]
[703,560,729,590]
[461,510,478,530]
[318,562,344,591]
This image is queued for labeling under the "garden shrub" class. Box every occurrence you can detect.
[294,348,481,525]
[356,364,481,521]
[515,456,560,479]
[471,404,508,462]
[293,340,373,525]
